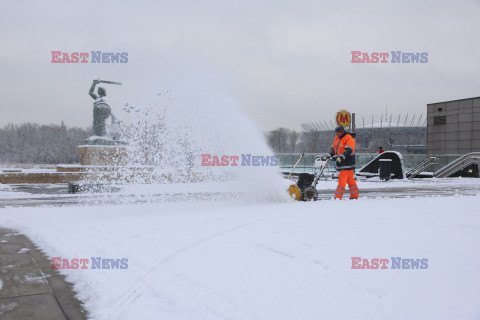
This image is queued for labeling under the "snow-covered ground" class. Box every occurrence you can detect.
[1,177,479,202]
[0,189,479,320]
[1,85,479,318]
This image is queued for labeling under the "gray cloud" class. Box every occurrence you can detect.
[1,0,479,130]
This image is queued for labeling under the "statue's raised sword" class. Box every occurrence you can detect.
[97,79,122,85]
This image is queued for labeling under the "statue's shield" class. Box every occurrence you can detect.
[93,102,111,120]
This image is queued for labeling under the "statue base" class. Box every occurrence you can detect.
[83,136,127,146]
[77,145,129,166]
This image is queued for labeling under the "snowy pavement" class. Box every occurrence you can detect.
[0,179,480,319]
[0,228,86,319]
[1,178,480,207]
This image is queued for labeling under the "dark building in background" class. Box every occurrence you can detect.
[427,97,480,154]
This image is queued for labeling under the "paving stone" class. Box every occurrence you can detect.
[0,228,87,319]
[0,293,66,320]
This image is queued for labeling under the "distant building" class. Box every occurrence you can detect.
[302,114,426,153]
[427,97,480,154]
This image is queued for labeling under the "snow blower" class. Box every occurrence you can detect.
[287,154,331,201]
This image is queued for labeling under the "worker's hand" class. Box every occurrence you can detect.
[336,156,342,163]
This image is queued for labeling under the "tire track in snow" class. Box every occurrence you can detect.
[256,244,295,258]
[107,217,266,319]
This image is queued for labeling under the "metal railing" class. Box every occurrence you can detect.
[434,153,480,178]
[405,157,438,179]
[279,153,480,178]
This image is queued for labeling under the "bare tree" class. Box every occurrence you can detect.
[0,122,89,164]
[288,130,299,152]
[267,128,290,153]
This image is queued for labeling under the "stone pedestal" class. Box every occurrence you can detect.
[83,136,127,146]
[77,145,129,166]
[0,146,153,184]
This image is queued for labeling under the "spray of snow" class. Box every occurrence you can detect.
[88,78,289,203]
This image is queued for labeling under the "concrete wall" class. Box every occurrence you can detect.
[427,97,480,154]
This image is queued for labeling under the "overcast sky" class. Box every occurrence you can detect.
[1,0,479,131]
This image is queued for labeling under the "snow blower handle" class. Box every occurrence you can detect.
[288,152,304,180]
[313,155,331,187]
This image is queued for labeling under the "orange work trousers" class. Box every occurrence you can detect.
[335,170,359,199]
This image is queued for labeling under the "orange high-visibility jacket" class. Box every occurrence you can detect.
[331,133,356,170]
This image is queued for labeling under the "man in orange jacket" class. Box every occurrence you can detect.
[330,126,359,199]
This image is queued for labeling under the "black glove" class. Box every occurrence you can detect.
[333,155,343,163]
